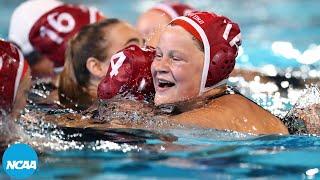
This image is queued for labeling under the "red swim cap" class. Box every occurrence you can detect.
[170,11,242,94]
[9,0,105,72]
[98,45,156,101]
[0,39,29,113]
[152,2,195,19]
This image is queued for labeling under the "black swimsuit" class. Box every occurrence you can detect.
[158,85,253,115]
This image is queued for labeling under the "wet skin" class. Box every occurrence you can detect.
[152,25,289,135]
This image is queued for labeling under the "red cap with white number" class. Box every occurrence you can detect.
[9,0,105,72]
[152,2,195,19]
[0,39,29,113]
[170,11,241,94]
[98,45,156,101]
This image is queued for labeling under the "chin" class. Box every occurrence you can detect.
[154,94,177,106]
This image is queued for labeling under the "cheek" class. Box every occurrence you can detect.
[103,61,110,74]
[108,45,120,57]
[172,64,200,83]
[173,65,202,93]
[171,67,187,82]
[150,61,156,76]
[13,86,28,114]
[20,76,31,100]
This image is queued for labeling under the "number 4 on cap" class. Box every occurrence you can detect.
[110,52,127,77]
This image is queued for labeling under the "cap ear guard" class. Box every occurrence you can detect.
[206,44,236,88]
[0,40,28,112]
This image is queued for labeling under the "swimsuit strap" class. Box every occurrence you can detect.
[222,85,264,108]
[160,86,237,115]
[159,85,267,115]
[206,85,238,101]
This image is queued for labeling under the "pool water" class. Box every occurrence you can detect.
[2,125,320,179]
[1,89,319,180]
[1,0,320,179]
[38,134,319,179]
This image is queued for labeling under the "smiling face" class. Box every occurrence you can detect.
[151,25,204,106]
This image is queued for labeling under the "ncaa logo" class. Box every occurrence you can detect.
[2,143,38,179]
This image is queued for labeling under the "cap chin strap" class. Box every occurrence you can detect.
[13,49,25,102]
[199,78,228,96]
[0,57,3,70]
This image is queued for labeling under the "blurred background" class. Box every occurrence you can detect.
[1,0,319,73]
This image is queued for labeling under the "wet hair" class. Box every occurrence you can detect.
[192,36,204,52]
[59,18,120,110]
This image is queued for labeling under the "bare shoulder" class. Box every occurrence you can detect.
[170,94,289,134]
[217,94,289,134]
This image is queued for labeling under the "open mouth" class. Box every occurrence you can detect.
[157,79,175,88]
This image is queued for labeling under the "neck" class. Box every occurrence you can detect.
[160,85,228,114]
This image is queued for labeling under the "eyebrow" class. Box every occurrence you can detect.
[155,47,163,53]
[124,38,141,46]
[156,48,186,59]
[156,47,182,54]
[168,50,183,58]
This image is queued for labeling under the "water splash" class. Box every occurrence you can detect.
[97,97,178,129]
[284,85,320,134]
[292,84,320,109]
[15,111,144,153]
